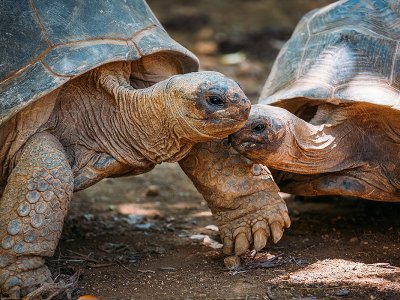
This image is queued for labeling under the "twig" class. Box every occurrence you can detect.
[65,250,99,264]
[23,271,80,300]
[87,263,115,268]
[138,269,156,273]
[117,262,134,273]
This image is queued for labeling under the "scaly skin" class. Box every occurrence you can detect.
[0,62,250,297]
[179,140,290,256]
[0,132,73,297]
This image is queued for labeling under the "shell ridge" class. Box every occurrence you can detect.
[333,82,400,94]
[0,39,131,85]
[390,41,399,85]
[295,11,314,80]
[39,60,72,79]
[311,25,400,42]
[29,0,54,47]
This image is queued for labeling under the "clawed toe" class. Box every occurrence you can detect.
[0,257,52,298]
[219,204,291,256]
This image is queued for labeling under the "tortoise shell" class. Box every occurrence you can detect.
[260,0,400,113]
[0,0,198,125]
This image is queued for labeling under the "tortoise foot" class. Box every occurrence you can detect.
[216,190,291,256]
[0,256,52,298]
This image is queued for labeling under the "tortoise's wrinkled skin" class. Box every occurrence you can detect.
[231,0,400,202]
[231,103,400,201]
[0,0,289,297]
[0,61,250,297]
[179,140,290,256]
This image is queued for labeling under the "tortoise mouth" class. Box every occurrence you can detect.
[227,132,264,149]
[189,116,247,122]
[235,141,263,150]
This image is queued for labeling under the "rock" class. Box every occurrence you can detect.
[349,237,358,243]
[224,255,241,269]
[335,288,350,297]
[194,41,218,55]
[134,223,153,230]
[125,214,145,225]
[202,235,223,249]
[146,185,159,197]
[190,234,207,240]
[190,234,223,249]
[220,52,246,65]
[205,224,219,232]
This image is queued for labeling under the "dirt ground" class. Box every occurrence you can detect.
[48,1,400,299]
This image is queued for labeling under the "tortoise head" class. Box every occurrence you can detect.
[229,104,342,174]
[229,104,291,163]
[165,71,250,142]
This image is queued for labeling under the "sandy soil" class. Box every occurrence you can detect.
[44,1,400,299]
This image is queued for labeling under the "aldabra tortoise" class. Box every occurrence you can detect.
[0,0,255,296]
[230,0,400,201]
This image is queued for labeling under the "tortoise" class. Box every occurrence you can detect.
[0,0,258,296]
[230,0,400,202]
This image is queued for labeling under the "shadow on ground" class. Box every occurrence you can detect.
[51,164,400,299]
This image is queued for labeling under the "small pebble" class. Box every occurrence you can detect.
[205,224,219,232]
[335,288,350,297]
[202,235,223,249]
[349,237,358,243]
[194,40,218,55]
[220,52,246,65]
[146,185,159,197]
[224,255,240,269]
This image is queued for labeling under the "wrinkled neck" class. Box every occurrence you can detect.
[267,113,353,174]
[113,82,193,165]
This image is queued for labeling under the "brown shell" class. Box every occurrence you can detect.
[260,0,400,111]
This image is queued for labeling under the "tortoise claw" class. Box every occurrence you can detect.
[223,237,234,255]
[253,229,268,251]
[234,232,250,255]
[217,192,290,256]
[271,221,284,243]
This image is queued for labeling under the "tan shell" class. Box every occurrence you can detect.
[260,0,400,112]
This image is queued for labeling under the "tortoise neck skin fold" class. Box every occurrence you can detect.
[45,61,250,173]
[230,104,362,174]
[94,62,193,164]
[44,61,191,169]
[93,62,250,164]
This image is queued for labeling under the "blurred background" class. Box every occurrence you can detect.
[148,0,334,100]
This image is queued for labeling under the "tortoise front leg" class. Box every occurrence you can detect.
[0,132,73,297]
[179,140,290,256]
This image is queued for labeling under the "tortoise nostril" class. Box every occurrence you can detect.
[227,134,233,145]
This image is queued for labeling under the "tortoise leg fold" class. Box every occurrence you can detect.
[179,140,290,256]
[0,132,73,297]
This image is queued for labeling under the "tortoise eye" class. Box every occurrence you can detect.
[207,95,225,107]
[252,123,265,133]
